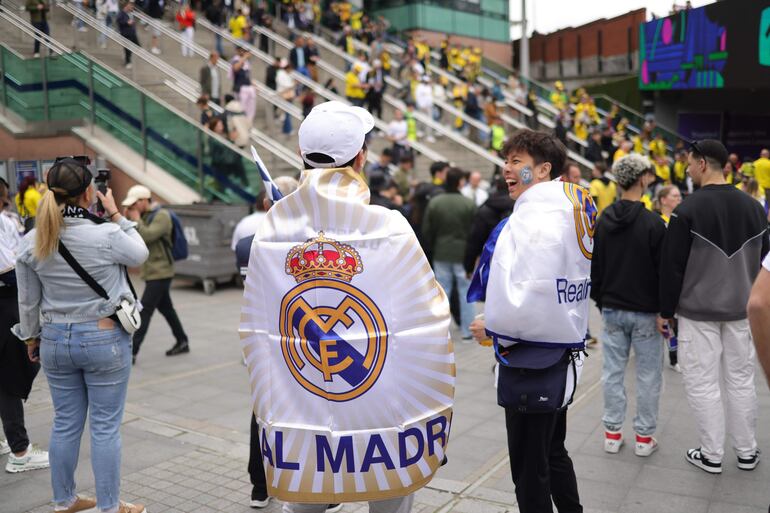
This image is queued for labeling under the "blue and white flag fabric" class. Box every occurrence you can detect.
[239,166,454,503]
[251,146,283,203]
[474,181,597,349]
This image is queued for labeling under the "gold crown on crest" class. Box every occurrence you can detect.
[285,232,363,283]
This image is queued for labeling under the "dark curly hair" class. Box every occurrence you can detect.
[501,129,567,180]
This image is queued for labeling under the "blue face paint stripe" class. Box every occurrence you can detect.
[520,166,533,185]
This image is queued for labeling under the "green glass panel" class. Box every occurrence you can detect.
[2,48,44,121]
[91,61,143,155]
[45,53,88,121]
[144,95,203,193]
[203,129,251,203]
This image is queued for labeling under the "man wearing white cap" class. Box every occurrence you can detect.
[240,101,453,513]
[123,185,189,364]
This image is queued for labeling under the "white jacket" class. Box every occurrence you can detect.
[484,181,596,348]
[414,83,433,110]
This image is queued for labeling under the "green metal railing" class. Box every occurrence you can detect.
[0,44,259,204]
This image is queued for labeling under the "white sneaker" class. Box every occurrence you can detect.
[0,439,9,455]
[5,444,49,473]
[604,430,624,454]
[151,47,161,55]
[737,449,760,471]
[33,52,40,58]
[125,63,132,69]
[78,26,88,32]
[426,136,436,143]
[634,434,658,457]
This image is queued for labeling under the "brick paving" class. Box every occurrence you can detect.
[3,281,769,513]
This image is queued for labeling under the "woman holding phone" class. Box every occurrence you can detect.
[12,158,149,513]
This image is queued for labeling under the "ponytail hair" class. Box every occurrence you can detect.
[34,160,91,261]
[34,190,65,260]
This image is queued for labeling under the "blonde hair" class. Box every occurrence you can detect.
[34,162,90,261]
[654,185,678,212]
[745,178,760,198]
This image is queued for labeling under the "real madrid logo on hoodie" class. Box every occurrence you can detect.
[279,232,388,402]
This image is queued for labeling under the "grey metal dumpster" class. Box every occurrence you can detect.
[169,204,249,295]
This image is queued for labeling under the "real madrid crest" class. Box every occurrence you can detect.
[563,182,597,259]
[279,232,388,402]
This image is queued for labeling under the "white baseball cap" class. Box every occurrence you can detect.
[122,184,152,207]
[298,101,375,168]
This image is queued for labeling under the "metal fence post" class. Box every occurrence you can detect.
[0,49,6,115]
[41,52,49,121]
[140,93,147,172]
[88,59,95,133]
[196,129,204,198]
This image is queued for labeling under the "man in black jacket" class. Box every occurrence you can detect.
[591,153,666,458]
[660,139,768,475]
[585,130,604,164]
[116,0,139,68]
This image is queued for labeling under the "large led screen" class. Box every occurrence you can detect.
[640,0,770,90]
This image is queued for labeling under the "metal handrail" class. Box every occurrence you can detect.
[191,16,450,165]
[57,1,309,172]
[2,6,262,201]
[120,9,412,168]
[236,22,503,167]
[254,23,495,136]
[308,22,598,167]
[165,79,303,167]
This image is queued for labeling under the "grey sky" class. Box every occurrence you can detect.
[510,0,713,38]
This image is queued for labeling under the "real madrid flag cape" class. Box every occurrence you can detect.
[239,167,454,503]
[472,180,597,348]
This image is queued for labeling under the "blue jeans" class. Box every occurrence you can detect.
[214,32,224,57]
[41,321,132,512]
[282,111,292,134]
[98,13,115,47]
[601,309,663,436]
[433,261,473,338]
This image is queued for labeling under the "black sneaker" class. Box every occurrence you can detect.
[326,505,342,513]
[737,449,761,471]
[250,487,269,509]
[686,448,722,474]
[166,341,190,356]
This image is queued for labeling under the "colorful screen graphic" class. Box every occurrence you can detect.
[640,1,770,90]
[640,9,727,89]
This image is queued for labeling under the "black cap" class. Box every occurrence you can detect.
[690,139,729,168]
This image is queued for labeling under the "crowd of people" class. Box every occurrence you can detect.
[6,1,770,513]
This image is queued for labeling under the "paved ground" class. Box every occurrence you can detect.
[2,279,769,513]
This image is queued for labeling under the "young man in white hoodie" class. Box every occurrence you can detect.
[469,129,593,513]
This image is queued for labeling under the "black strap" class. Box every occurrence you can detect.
[58,242,109,300]
[58,241,138,301]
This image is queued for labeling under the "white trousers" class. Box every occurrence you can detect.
[181,27,194,57]
[239,85,257,122]
[678,316,758,461]
[282,495,414,513]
